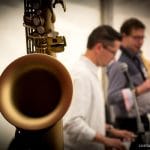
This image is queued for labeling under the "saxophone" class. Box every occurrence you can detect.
[0,0,72,149]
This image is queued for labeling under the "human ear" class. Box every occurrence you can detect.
[95,43,103,53]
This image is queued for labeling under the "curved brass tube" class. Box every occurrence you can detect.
[0,54,72,130]
[0,1,70,149]
[0,54,73,149]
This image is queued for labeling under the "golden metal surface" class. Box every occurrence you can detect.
[0,1,71,149]
[0,54,72,130]
[0,54,72,149]
[24,0,66,54]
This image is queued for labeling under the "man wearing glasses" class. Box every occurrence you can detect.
[63,25,135,150]
[107,18,150,149]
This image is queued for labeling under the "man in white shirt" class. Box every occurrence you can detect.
[63,25,136,150]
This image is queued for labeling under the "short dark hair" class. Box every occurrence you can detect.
[120,18,145,35]
[87,25,122,49]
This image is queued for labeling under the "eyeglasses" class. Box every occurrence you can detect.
[102,44,116,55]
[130,35,145,41]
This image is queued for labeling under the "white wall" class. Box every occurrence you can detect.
[0,3,25,149]
[0,3,26,74]
[0,1,100,149]
[55,0,101,70]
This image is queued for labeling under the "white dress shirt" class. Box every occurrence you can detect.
[63,56,105,150]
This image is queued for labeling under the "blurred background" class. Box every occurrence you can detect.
[0,0,150,149]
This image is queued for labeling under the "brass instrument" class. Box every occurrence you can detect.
[0,0,72,149]
[24,0,66,54]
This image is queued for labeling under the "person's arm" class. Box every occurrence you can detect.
[105,124,136,141]
[134,79,150,96]
[94,133,126,150]
[107,62,135,111]
[63,73,96,142]
[65,118,126,150]
[107,62,128,104]
[65,113,130,150]
[64,117,96,142]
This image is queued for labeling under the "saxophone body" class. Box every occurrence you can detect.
[0,0,72,149]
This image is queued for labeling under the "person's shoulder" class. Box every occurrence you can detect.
[108,61,122,73]
[70,61,90,79]
[119,51,132,63]
[107,61,125,81]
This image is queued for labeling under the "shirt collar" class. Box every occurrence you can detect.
[80,55,99,76]
[120,45,141,59]
[107,59,116,72]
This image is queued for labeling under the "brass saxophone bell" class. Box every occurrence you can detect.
[0,53,73,130]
